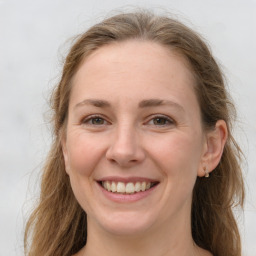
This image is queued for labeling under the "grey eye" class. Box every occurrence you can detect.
[153,117,169,125]
[82,116,108,126]
[91,117,105,125]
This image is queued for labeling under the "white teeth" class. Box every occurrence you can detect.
[141,181,146,191]
[106,181,111,191]
[111,182,117,192]
[117,182,126,193]
[135,182,141,192]
[125,182,135,194]
[101,181,154,193]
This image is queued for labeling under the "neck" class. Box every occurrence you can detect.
[80,213,201,256]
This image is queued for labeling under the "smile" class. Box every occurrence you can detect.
[99,181,158,194]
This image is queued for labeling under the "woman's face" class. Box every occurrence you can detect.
[62,40,208,236]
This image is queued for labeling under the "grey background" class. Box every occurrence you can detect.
[0,0,255,255]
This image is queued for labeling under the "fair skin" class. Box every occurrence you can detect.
[62,40,227,256]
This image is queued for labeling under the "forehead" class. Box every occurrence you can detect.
[71,40,199,112]
[75,40,194,82]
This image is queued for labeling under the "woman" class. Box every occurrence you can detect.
[24,10,244,256]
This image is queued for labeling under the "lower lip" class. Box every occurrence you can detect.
[97,182,159,203]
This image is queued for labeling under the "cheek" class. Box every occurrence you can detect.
[142,132,203,221]
[148,132,203,180]
[66,132,106,177]
[65,132,108,213]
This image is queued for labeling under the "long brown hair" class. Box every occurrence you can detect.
[24,10,244,256]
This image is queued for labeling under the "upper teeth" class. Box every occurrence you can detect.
[102,181,152,194]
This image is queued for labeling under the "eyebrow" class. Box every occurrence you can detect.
[74,98,184,112]
[138,99,184,112]
[75,99,111,109]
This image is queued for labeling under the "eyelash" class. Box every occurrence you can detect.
[146,115,175,127]
[81,114,175,127]
[81,115,109,126]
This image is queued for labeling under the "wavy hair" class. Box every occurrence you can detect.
[24,10,244,256]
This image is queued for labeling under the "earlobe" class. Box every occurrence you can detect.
[198,120,228,177]
[61,137,70,175]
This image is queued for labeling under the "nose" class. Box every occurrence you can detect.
[106,125,145,167]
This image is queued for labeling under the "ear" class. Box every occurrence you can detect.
[61,135,70,175]
[198,120,228,177]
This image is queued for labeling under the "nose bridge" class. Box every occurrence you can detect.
[116,122,136,152]
[106,120,144,166]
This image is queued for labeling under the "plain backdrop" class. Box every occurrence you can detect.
[0,0,255,255]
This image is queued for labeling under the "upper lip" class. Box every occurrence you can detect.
[97,176,159,183]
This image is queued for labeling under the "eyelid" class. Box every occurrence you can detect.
[80,113,175,127]
[145,114,176,126]
[81,114,110,125]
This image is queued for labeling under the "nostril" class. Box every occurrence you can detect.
[108,158,117,164]
[107,157,139,166]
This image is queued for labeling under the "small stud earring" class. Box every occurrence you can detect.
[204,168,209,178]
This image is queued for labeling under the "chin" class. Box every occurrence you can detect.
[94,210,156,236]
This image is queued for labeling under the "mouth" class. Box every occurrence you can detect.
[98,180,159,194]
